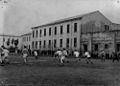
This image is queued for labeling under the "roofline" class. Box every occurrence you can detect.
[21,32,32,36]
[0,34,20,37]
[32,10,100,29]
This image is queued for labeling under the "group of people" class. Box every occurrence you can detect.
[22,46,38,63]
[54,49,93,64]
[1,45,120,65]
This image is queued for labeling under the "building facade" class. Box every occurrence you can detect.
[31,11,120,54]
[0,34,21,49]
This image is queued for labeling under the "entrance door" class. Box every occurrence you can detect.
[83,44,88,51]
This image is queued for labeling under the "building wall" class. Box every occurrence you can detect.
[0,35,21,49]
[31,11,118,53]
[21,33,31,50]
[32,20,82,51]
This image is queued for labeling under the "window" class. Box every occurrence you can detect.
[54,27,57,35]
[44,29,46,36]
[39,29,42,37]
[39,41,41,48]
[27,37,28,41]
[36,30,38,38]
[60,39,63,48]
[74,37,77,48]
[49,28,51,36]
[60,25,63,34]
[29,36,31,41]
[49,40,51,48]
[74,23,77,32]
[32,31,34,38]
[104,25,109,31]
[105,44,108,49]
[35,41,38,49]
[66,38,69,48]
[32,41,34,49]
[67,24,70,33]
[54,39,57,48]
[43,40,46,48]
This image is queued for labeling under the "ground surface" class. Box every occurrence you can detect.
[0,54,120,86]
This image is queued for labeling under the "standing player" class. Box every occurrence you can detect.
[84,51,93,64]
[22,46,29,63]
[2,48,9,64]
[74,50,80,62]
[0,47,3,64]
[34,50,38,60]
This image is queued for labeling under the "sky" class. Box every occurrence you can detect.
[0,0,120,35]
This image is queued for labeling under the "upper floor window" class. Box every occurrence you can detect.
[60,25,63,34]
[54,27,57,35]
[104,25,109,31]
[49,28,51,36]
[67,24,70,33]
[32,31,34,38]
[74,23,77,32]
[44,29,46,36]
[39,29,42,37]
[36,30,38,38]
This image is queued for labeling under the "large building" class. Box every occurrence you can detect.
[31,10,119,54]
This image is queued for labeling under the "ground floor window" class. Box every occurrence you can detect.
[116,44,120,52]
[105,44,109,49]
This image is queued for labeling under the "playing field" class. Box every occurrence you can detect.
[0,54,120,86]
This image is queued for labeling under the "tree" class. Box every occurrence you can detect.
[14,39,19,48]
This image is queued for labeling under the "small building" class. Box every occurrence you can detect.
[0,34,21,49]
[21,32,31,50]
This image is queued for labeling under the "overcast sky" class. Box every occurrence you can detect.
[0,0,120,35]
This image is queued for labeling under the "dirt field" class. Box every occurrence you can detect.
[0,54,120,86]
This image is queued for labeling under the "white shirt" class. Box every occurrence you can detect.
[3,49,9,57]
[74,51,79,57]
[56,50,62,56]
[63,50,67,56]
[34,51,38,56]
[85,52,90,58]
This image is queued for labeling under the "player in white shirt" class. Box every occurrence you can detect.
[74,50,80,61]
[22,46,29,63]
[84,51,93,64]
[34,50,38,60]
[2,48,9,64]
[0,47,3,63]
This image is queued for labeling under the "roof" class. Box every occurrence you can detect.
[21,32,32,36]
[32,10,101,29]
[0,34,20,37]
